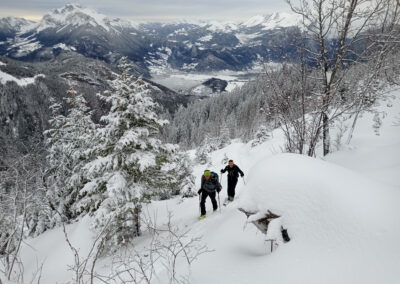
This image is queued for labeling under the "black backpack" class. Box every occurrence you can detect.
[210,171,219,183]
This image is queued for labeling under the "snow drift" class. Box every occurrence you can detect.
[239,153,400,283]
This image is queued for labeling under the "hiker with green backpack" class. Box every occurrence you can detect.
[198,170,222,219]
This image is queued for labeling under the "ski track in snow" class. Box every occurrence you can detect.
[10,89,400,284]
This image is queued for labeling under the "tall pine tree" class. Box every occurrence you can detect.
[44,100,69,223]
[77,57,180,248]
[62,83,96,219]
[44,82,96,222]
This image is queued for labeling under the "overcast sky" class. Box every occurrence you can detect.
[0,0,291,22]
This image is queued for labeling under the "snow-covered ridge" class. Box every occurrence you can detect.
[0,16,34,28]
[0,16,35,35]
[0,69,45,86]
[1,5,301,37]
[242,12,302,29]
[143,12,299,31]
[19,4,299,32]
[201,20,239,32]
[153,12,300,29]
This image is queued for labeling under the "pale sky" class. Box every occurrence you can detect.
[0,0,291,22]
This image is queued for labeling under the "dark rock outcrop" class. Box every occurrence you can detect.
[202,78,228,93]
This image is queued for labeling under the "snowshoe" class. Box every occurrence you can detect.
[199,215,206,220]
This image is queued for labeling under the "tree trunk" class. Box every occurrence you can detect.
[322,112,330,156]
[134,205,141,237]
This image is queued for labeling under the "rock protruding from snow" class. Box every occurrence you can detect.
[238,208,290,250]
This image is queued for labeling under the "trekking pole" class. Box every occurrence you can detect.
[218,192,222,213]
[242,176,246,185]
[199,191,202,216]
[218,174,222,213]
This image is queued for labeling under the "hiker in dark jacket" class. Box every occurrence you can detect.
[198,170,221,219]
[221,160,244,201]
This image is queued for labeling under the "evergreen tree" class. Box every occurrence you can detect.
[175,152,196,198]
[195,135,215,165]
[218,124,231,149]
[44,100,69,221]
[44,83,96,221]
[76,57,178,248]
[62,83,96,219]
[251,125,270,148]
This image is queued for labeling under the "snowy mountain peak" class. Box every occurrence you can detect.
[242,12,301,29]
[49,4,105,23]
[36,3,111,32]
[23,3,138,34]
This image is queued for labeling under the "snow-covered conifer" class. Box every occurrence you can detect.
[62,84,96,219]
[195,134,219,165]
[44,100,69,219]
[44,83,96,221]
[76,57,180,248]
[251,125,270,147]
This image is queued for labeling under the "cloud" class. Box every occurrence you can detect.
[0,0,291,22]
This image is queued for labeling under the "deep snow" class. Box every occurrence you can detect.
[3,88,400,284]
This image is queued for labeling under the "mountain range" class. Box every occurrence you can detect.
[0,4,302,75]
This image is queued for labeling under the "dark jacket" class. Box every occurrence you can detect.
[221,164,244,179]
[200,175,222,193]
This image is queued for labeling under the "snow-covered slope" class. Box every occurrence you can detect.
[238,154,399,284]
[327,100,400,187]
[0,17,34,39]
[9,89,400,283]
[0,68,44,86]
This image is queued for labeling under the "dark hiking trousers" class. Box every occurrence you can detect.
[227,177,238,199]
[200,191,218,215]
